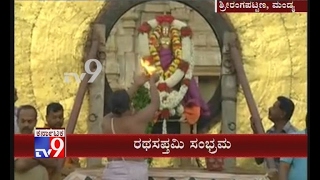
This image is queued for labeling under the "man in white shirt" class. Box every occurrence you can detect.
[14,88,19,134]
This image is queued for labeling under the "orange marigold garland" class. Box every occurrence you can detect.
[144,25,189,81]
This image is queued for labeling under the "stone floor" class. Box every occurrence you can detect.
[72,168,266,180]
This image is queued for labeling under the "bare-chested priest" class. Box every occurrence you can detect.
[101,73,160,180]
[14,105,58,180]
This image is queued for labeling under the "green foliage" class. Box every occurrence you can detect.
[132,86,151,111]
[132,86,153,165]
[132,87,154,134]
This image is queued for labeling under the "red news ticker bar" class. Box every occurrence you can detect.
[14,134,307,158]
[217,0,307,13]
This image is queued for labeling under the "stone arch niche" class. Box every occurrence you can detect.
[94,0,238,133]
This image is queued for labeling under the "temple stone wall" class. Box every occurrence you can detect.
[14,1,307,171]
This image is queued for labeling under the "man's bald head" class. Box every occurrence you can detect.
[17,105,37,134]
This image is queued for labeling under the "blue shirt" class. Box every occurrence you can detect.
[266,122,298,169]
[280,130,307,180]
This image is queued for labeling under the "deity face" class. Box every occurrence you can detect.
[161,22,170,36]
[160,22,171,49]
[160,23,171,49]
[160,37,171,49]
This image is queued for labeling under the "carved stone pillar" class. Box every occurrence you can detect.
[87,24,106,168]
[220,32,237,170]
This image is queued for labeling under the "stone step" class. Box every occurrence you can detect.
[69,168,265,180]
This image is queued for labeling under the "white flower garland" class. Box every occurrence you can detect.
[138,19,194,134]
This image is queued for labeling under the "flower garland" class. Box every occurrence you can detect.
[138,15,194,134]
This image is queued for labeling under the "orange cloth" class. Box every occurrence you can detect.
[183,106,201,125]
[153,106,200,125]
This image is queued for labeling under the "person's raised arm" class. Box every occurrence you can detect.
[14,158,39,173]
[127,83,139,99]
[133,74,160,122]
[127,73,149,98]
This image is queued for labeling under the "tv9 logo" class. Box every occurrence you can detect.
[34,129,66,158]
[64,59,102,83]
